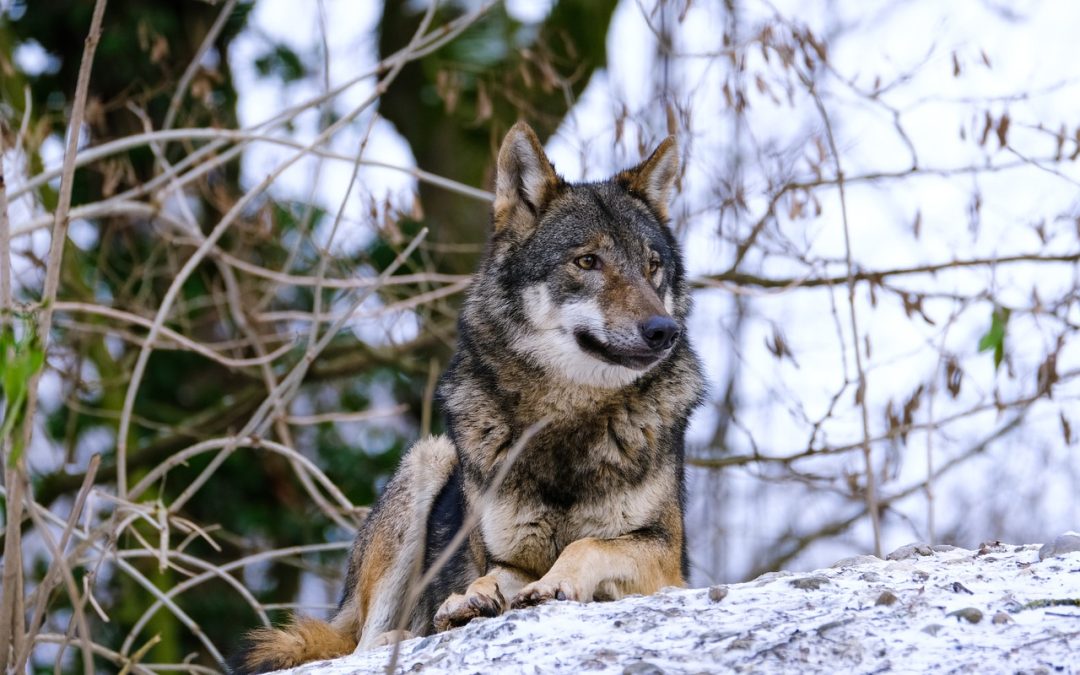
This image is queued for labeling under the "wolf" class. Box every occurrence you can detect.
[230,122,705,674]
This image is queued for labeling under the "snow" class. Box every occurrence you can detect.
[276,541,1080,674]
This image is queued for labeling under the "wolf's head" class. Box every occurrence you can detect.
[465,122,691,389]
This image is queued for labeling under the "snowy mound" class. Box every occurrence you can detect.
[281,539,1080,674]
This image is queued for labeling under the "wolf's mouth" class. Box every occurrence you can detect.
[573,330,663,370]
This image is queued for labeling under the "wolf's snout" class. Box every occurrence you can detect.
[639,316,679,351]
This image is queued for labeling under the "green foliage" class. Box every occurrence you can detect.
[255,43,307,82]
[0,317,46,465]
[978,306,1010,370]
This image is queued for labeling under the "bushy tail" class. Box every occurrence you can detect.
[228,616,356,674]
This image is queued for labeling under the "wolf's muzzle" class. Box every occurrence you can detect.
[640,316,679,351]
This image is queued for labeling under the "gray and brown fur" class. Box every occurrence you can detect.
[230,122,705,673]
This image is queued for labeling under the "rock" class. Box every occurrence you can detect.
[887,543,935,560]
[753,570,793,585]
[832,554,880,568]
[946,607,983,624]
[1038,532,1080,560]
[789,575,831,590]
[708,585,729,603]
[728,636,755,650]
[949,581,974,595]
[281,543,1080,675]
[875,590,898,606]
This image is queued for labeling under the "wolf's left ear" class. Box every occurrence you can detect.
[617,136,679,220]
[494,122,560,231]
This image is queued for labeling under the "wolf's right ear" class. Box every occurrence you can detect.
[617,136,679,221]
[494,122,560,231]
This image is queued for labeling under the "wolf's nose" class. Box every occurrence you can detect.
[640,316,679,351]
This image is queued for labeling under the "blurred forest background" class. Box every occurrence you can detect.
[1,0,1078,672]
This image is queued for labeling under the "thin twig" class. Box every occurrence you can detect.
[17,455,101,672]
[0,113,11,322]
[161,0,239,134]
[113,7,439,497]
[22,488,95,675]
[161,229,428,514]
[33,634,155,675]
[2,3,109,667]
[807,73,882,557]
[286,405,409,426]
[127,436,352,511]
[8,131,495,224]
[53,301,297,368]
[697,251,1080,290]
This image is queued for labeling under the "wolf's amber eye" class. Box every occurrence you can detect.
[648,259,661,275]
[576,254,600,270]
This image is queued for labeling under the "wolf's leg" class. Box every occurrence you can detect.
[510,533,683,608]
[369,629,416,647]
[433,565,535,631]
[347,436,465,648]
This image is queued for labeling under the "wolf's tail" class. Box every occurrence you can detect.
[228,616,355,674]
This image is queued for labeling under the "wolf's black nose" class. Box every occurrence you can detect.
[640,316,679,350]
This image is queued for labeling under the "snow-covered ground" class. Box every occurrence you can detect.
[275,537,1080,674]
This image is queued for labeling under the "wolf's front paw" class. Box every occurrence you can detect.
[433,587,505,632]
[510,579,583,608]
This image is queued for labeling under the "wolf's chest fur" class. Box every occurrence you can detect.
[443,350,690,576]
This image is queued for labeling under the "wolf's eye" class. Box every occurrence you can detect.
[648,259,661,275]
[575,254,600,270]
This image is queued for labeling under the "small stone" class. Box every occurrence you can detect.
[949,581,974,595]
[859,571,882,583]
[1038,532,1080,561]
[816,619,851,633]
[921,623,944,636]
[753,570,793,585]
[912,570,930,582]
[728,637,754,650]
[623,662,665,675]
[708,585,729,603]
[789,575,831,590]
[887,543,934,560]
[831,554,880,568]
[992,611,1012,625]
[946,607,983,624]
[875,590,898,606]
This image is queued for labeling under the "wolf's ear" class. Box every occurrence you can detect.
[617,136,679,220]
[494,122,560,231]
